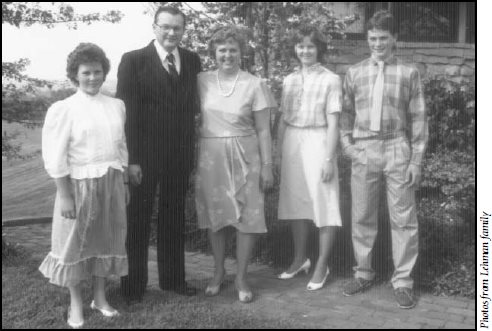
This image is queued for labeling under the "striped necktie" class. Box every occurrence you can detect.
[370,60,384,132]
[166,53,179,80]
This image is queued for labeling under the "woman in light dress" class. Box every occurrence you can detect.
[276,26,343,291]
[39,43,129,328]
[195,26,276,303]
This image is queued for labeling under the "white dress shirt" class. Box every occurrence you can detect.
[154,40,181,74]
[42,90,128,179]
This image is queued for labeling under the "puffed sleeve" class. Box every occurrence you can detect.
[117,99,129,167]
[325,75,342,115]
[252,79,277,112]
[42,101,71,178]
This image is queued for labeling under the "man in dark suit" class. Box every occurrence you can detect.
[116,6,201,300]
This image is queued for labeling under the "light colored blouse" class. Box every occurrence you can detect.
[198,70,277,138]
[42,90,128,179]
[280,63,342,127]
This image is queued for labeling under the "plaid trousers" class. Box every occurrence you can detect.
[350,136,418,289]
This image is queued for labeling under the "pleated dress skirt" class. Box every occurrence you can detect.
[278,126,342,228]
[39,167,128,287]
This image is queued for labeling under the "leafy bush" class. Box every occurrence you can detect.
[424,78,475,153]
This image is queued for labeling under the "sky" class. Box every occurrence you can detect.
[2,3,157,82]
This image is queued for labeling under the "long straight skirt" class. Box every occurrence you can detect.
[39,167,128,287]
[278,126,342,228]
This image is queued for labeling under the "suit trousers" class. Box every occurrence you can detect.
[121,161,189,298]
[350,136,418,289]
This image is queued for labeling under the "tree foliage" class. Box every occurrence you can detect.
[2,2,121,28]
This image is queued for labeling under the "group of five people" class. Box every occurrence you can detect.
[39,7,427,328]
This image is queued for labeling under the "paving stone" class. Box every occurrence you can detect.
[422,310,465,322]
[418,302,448,313]
[444,321,475,329]
[447,307,476,318]
[434,297,470,309]
[373,310,409,323]
[383,320,423,329]
[349,313,384,326]
[409,316,445,327]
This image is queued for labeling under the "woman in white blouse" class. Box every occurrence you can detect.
[39,43,129,328]
[276,26,342,291]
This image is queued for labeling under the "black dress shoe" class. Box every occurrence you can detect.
[123,293,143,305]
[161,283,197,296]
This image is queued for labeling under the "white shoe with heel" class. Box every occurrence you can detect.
[306,267,330,291]
[278,259,311,280]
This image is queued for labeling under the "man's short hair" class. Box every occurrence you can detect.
[154,6,186,26]
[366,10,396,35]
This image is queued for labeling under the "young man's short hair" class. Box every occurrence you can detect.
[366,10,396,35]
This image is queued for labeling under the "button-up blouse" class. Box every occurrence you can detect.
[280,63,342,127]
[42,90,128,179]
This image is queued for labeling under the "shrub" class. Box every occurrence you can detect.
[424,78,475,153]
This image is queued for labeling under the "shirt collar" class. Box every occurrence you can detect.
[75,89,102,100]
[153,40,179,63]
[369,55,397,66]
[296,62,323,74]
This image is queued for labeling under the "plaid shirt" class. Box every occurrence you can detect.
[340,56,428,166]
[281,63,342,127]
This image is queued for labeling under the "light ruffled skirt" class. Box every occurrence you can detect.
[278,126,342,228]
[39,167,128,287]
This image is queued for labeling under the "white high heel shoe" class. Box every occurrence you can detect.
[306,267,330,291]
[90,300,120,317]
[205,273,226,297]
[278,259,311,280]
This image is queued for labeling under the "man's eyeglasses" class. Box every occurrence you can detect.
[154,24,183,33]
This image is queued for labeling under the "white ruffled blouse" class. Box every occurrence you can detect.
[42,90,128,179]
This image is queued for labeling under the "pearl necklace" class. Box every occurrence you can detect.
[216,69,240,97]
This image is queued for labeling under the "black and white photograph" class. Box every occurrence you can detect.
[2,2,480,329]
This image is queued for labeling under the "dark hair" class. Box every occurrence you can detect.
[154,6,186,27]
[292,25,327,63]
[366,10,396,35]
[208,26,247,58]
[66,43,110,86]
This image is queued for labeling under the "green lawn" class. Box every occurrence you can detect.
[2,246,313,329]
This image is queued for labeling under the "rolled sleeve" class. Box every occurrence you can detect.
[42,102,71,178]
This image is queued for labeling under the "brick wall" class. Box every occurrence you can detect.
[326,40,476,83]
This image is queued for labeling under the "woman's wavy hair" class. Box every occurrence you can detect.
[208,25,248,59]
[291,25,328,63]
[66,43,110,86]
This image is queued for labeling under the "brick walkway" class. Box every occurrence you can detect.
[3,223,475,329]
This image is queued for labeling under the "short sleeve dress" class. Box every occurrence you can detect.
[39,90,129,287]
[195,70,276,233]
[278,63,343,227]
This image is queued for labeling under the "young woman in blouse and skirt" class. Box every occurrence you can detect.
[276,26,343,291]
[39,43,129,328]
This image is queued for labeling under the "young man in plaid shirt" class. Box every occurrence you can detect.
[340,10,428,309]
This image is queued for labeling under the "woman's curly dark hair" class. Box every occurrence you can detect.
[208,26,248,59]
[66,43,110,86]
